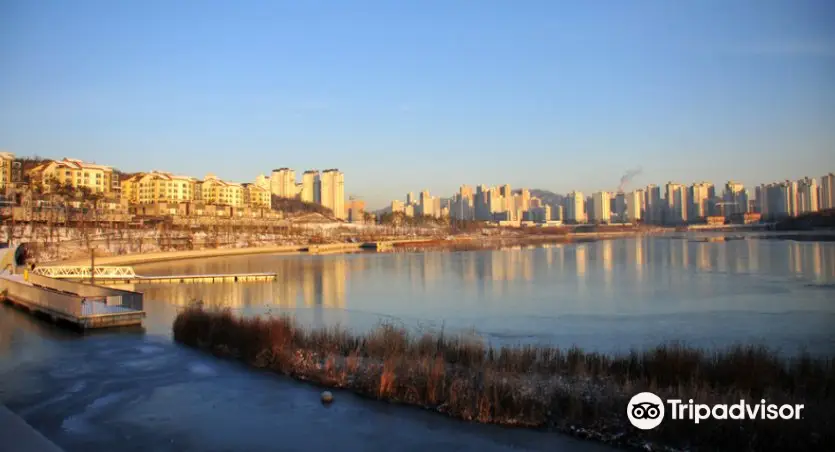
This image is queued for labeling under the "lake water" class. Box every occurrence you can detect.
[2,234,834,452]
[131,235,835,356]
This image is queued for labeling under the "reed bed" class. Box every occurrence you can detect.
[173,307,834,451]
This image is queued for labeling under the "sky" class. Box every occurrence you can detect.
[1,0,834,209]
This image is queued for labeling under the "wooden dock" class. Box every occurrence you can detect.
[0,272,145,330]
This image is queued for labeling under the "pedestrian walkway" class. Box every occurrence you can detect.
[0,404,64,452]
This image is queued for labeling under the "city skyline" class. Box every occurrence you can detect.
[2,1,834,209]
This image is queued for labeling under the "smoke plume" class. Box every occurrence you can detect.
[618,167,643,192]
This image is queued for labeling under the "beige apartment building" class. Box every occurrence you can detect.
[254,174,270,190]
[29,158,117,193]
[822,173,835,210]
[626,189,644,222]
[243,183,271,208]
[0,152,18,190]
[202,174,244,207]
[121,171,194,204]
[301,170,318,203]
[270,168,296,198]
[319,169,345,219]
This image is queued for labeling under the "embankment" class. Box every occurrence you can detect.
[173,308,835,452]
[51,244,305,266]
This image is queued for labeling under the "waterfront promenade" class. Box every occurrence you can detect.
[0,404,63,452]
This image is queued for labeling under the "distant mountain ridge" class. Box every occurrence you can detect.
[374,191,564,214]
[524,189,565,208]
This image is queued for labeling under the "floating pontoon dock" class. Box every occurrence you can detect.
[0,272,145,330]
[31,266,277,285]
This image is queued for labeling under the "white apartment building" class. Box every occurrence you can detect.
[689,182,714,219]
[796,177,819,214]
[665,182,688,224]
[626,189,644,222]
[821,173,835,210]
[319,169,345,219]
[565,191,586,223]
[590,191,611,223]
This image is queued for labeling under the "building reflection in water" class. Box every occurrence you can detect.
[137,255,348,313]
[575,245,587,277]
[633,239,644,282]
[601,240,614,297]
[118,237,835,339]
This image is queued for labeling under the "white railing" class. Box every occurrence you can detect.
[32,266,137,279]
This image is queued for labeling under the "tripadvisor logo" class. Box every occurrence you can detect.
[627,392,665,430]
[627,392,805,429]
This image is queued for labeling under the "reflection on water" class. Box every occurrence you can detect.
[120,236,835,355]
[4,236,834,356]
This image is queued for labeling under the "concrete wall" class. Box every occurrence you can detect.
[54,245,304,266]
[0,245,17,272]
[0,276,83,317]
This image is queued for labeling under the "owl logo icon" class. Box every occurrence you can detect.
[627,392,665,429]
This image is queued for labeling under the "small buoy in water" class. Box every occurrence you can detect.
[321,391,333,404]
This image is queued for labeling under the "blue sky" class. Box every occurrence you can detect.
[1,0,834,209]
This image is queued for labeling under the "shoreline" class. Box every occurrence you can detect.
[42,228,834,267]
[173,308,834,452]
[45,231,645,267]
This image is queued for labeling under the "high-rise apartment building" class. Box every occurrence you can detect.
[406,192,415,205]
[499,184,512,210]
[665,182,688,224]
[488,187,504,215]
[821,173,835,210]
[565,191,586,223]
[254,174,270,190]
[553,205,564,221]
[610,192,624,222]
[796,177,819,214]
[300,170,318,203]
[626,189,644,223]
[689,182,715,220]
[590,191,611,223]
[319,169,345,219]
[270,168,296,198]
[454,185,475,220]
[419,190,433,217]
[391,199,405,214]
[723,181,748,217]
[474,186,489,220]
[644,184,662,224]
[519,188,531,212]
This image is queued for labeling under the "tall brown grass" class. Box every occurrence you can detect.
[173,307,834,451]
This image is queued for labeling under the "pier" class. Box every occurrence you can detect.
[31,266,277,285]
[0,271,145,330]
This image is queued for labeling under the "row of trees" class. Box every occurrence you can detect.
[270,195,335,217]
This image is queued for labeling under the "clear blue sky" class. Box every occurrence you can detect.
[1,0,834,209]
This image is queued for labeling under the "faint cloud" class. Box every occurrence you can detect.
[397,103,414,113]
